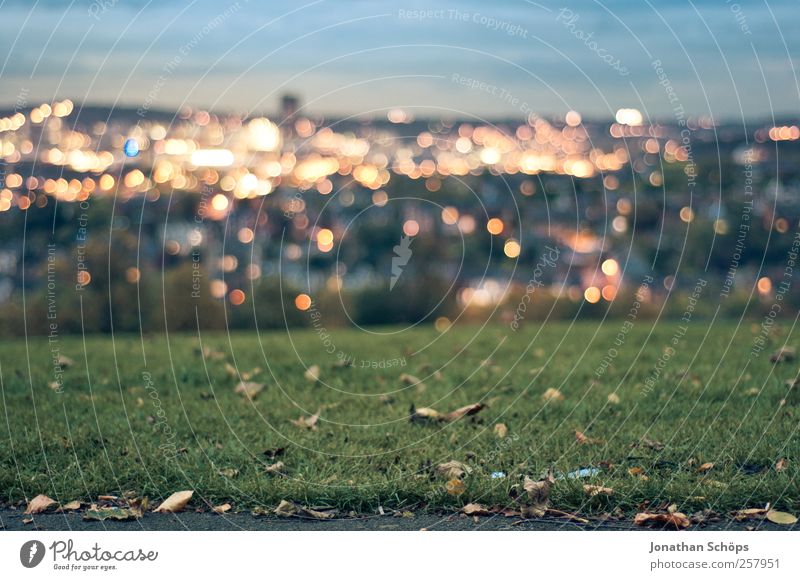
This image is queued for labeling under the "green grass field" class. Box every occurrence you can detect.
[1,321,798,518]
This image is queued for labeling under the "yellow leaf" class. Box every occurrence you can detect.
[583,484,614,497]
[304,365,320,383]
[607,393,621,404]
[445,479,465,496]
[437,461,470,479]
[154,490,193,513]
[542,388,564,402]
[212,503,232,514]
[493,423,508,439]
[234,381,263,399]
[766,510,798,525]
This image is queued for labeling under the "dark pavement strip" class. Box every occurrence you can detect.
[1,510,795,531]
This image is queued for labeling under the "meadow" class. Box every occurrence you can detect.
[1,320,798,520]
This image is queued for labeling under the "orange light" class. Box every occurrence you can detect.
[229,289,246,306]
[316,228,334,246]
[211,194,229,211]
[403,220,419,237]
[601,259,619,276]
[486,218,504,235]
[295,293,312,311]
[77,270,91,287]
[757,277,772,294]
[584,286,601,303]
[504,239,521,258]
[602,285,617,301]
[238,227,254,244]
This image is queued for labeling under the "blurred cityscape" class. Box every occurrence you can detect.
[1,95,799,335]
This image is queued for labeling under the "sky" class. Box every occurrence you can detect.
[0,0,798,120]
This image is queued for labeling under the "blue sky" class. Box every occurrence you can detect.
[0,0,797,119]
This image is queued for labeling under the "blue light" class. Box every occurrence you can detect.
[123,138,139,157]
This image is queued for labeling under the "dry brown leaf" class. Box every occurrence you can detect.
[634,512,690,529]
[224,362,237,377]
[445,479,465,496]
[766,510,798,525]
[399,373,422,386]
[542,388,564,402]
[304,365,320,383]
[732,507,768,521]
[575,430,603,445]
[234,381,264,399]
[409,405,440,422]
[265,461,285,475]
[775,458,788,471]
[583,484,614,497]
[628,467,649,480]
[461,503,491,516]
[57,355,75,368]
[632,438,665,451]
[521,472,555,517]
[212,503,232,514]
[696,462,714,473]
[440,403,485,422]
[201,346,226,360]
[770,346,796,363]
[291,410,320,430]
[154,490,193,513]
[25,494,56,514]
[607,393,621,404]
[494,423,508,439]
[275,499,298,517]
[60,501,82,511]
[437,460,470,479]
[274,500,334,519]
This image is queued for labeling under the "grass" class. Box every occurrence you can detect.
[1,320,798,518]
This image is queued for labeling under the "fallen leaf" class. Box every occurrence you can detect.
[634,512,690,529]
[25,494,56,515]
[154,490,193,513]
[409,403,485,423]
[57,355,75,368]
[521,472,555,517]
[575,430,603,445]
[224,362,238,377]
[607,393,621,404]
[632,438,665,451]
[219,468,239,478]
[265,461,285,475]
[628,467,649,480]
[542,388,564,402]
[770,346,796,363]
[409,405,439,422]
[49,381,61,391]
[400,373,422,386]
[732,507,768,521]
[445,479,466,496]
[275,500,298,517]
[440,403,485,422]
[437,460,471,479]
[97,494,118,501]
[274,500,334,519]
[83,507,141,522]
[583,484,614,497]
[461,503,491,516]
[59,501,82,511]
[696,462,714,473]
[291,410,320,430]
[234,381,264,399]
[766,510,798,525]
[493,423,508,439]
[304,365,320,383]
[212,503,232,514]
[775,458,787,471]
[200,346,225,361]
